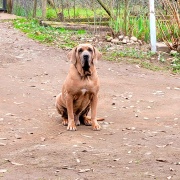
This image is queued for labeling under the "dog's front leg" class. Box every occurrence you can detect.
[91,94,101,130]
[66,94,77,131]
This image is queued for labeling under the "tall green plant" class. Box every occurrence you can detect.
[157,0,180,50]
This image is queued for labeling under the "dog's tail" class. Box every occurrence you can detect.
[86,116,105,121]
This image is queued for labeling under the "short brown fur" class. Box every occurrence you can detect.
[55,44,102,131]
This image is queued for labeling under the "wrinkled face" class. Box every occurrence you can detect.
[76,44,94,73]
[68,44,102,76]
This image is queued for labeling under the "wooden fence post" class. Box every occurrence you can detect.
[42,0,47,20]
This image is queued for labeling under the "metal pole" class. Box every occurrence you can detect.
[149,0,157,52]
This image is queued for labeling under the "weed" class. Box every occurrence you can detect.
[46,7,57,20]
[171,53,180,73]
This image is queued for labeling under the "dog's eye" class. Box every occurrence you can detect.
[88,48,93,52]
[78,48,83,53]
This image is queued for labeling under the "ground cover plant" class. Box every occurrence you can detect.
[12,18,179,74]
[13,18,86,49]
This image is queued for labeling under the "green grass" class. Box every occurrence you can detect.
[63,7,105,18]
[102,47,155,60]
[13,18,180,74]
[13,18,86,48]
[12,4,106,19]
[101,47,174,72]
[171,53,180,73]
[12,5,179,44]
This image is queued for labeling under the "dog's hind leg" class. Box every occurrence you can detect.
[56,104,68,126]
[79,104,91,126]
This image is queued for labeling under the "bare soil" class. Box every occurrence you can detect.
[0,21,180,180]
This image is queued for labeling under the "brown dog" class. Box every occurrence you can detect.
[55,44,102,131]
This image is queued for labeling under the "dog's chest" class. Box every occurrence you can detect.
[81,88,88,95]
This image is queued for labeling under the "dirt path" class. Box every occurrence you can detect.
[0,21,180,180]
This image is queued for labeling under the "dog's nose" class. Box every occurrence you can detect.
[83,54,89,60]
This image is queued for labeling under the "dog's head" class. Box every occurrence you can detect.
[67,44,102,76]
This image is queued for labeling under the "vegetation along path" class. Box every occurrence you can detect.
[0,21,180,180]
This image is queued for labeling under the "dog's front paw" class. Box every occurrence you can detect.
[92,122,101,131]
[67,122,77,131]
[62,118,68,126]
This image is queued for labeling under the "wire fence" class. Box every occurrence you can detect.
[6,0,180,43]
[9,1,179,20]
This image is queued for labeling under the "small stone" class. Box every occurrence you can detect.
[156,158,168,163]
[129,40,135,44]
[107,47,115,51]
[0,143,6,146]
[118,35,124,40]
[156,42,169,52]
[122,39,127,44]
[174,87,180,90]
[174,162,180,165]
[41,137,46,142]
[130,36,138,42]
[124,36,129,40]
[44,72,49,75]
[0,138,7,140]
[135,114,138,117]
[82,150,88,152]
[170,50,178,55]
[78,168,91,173]
[111,38,119,44]
[0,169,7,173]
[138,40,143,45]
[106,37,113,42]
[114,158,121,161]
[15,134,22,139]
[169,167,174,171]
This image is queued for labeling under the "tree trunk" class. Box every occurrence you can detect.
[33,0,37,18]
[47,0,55,8]
[124,0,129,35]
[42,0,47,20]
[7,0,13,14]
[96,0,114,19]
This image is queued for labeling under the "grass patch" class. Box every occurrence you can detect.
[171,53,180,73]
[102,47,173,72]
[12,18,179,74]
[13,18,86,48]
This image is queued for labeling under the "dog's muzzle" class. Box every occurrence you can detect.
[82,54,91,76]
[82,55,90,69]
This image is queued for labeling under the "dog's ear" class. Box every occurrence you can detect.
[67,47,77,64]
[93,47,102,63]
